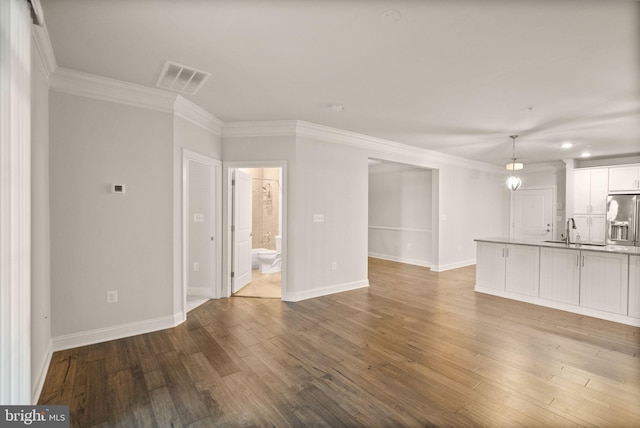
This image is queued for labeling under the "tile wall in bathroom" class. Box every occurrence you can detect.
[241,167,280,250]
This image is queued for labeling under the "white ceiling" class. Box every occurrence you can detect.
[41,0,640,167]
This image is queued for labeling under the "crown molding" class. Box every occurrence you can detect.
[369,161,429,174]
[223,120,502,172]
[174,96,223,135]
[31,23,56,80]
[50,67,177,114]
[296,121,503,173]
[222,120,299,138]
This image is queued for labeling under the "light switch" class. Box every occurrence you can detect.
[112,184,125,194]
[194,213,205,222]
[313,214,325,223]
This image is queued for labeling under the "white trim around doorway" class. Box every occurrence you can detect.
[182,150,222,313]
[222,161,288,299]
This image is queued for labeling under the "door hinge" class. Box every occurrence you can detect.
[231,225,235,232]
[231,272,235,278]
[232,179,235,186]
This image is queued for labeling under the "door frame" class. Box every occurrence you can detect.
[182,149,222,310]
[510,185,557,239]
[222,161,287,298]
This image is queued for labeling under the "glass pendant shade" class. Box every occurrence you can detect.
[506,175,522,191]
[505,162,523,171]
[505,135,522,191]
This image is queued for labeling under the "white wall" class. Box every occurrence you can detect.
[290,137,369,300]
[366,148,510,271]
[50,92,175,344]
[172,115,221,313]
[223,124,509,300]
[369,164,433,267]
[31,34,52,402]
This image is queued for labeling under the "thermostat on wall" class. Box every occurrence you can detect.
[112,184,126,194]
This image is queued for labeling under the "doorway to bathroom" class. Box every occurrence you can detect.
[226,163,286,299]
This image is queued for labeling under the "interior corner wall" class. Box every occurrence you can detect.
[368,167,433,267]
[435,165,509,270]
[31,39,51,401]
[49,91,175,345]
[290,137,369,300]
[172,115,222,315]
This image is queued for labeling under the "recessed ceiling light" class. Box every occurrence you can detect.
[561,142,573,149]
[381,9,401,23]
[580,152,591,158]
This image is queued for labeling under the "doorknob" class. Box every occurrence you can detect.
[211,236,214,241]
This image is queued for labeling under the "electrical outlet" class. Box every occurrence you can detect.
[193,262,200,272]
[107,290,118,303]
[332,261,337,270]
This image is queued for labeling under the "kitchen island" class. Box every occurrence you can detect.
[475,237,640,327]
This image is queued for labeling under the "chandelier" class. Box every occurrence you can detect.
[506,135,522,191]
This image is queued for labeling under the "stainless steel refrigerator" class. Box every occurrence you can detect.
[606,194,639,246]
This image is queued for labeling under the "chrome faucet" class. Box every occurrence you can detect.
[565,218,576,246]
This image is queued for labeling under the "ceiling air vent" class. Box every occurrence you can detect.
[156,61,211,95]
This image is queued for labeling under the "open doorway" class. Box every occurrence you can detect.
[368,159,435,268]
[227,164,285,299]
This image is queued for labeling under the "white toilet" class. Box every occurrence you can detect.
[256,235,282,274]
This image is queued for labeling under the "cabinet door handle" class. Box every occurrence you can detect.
[502,248,505,258]
[576,255,579,266]
[582,255,585,267]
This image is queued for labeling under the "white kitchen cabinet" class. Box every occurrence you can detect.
[476,242,505,291]
[505,245,540,297]
[476,242,539,297]
[608,165,640,192]
[629,255,640,318]
[580,251,628,315]
[574,168,608,214]
[539,247,580,305]
[574,215,606,245]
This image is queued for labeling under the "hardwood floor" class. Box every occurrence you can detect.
[39,258,640,427]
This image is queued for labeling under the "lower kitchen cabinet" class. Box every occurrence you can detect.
[629,255,640,318]
[476,242,506,291]
[539,247,580,305]
[505,245,540,297]
[476,242,539,296]
[580,251,629,315]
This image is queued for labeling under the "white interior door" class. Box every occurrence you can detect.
[512,188,554,241]
[232,169,252,293]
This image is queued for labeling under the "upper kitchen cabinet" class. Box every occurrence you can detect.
[574,168,608,214]
[609,165,640,193]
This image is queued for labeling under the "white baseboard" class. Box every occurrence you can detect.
[31,341,53,404]
[282,279,369,302]
[431,259,476,272]
[368,253,431,268]
[52,313,181,352]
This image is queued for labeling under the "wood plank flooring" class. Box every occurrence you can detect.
[39,258,640,427]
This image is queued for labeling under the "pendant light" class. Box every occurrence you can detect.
[506,135,522,191]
